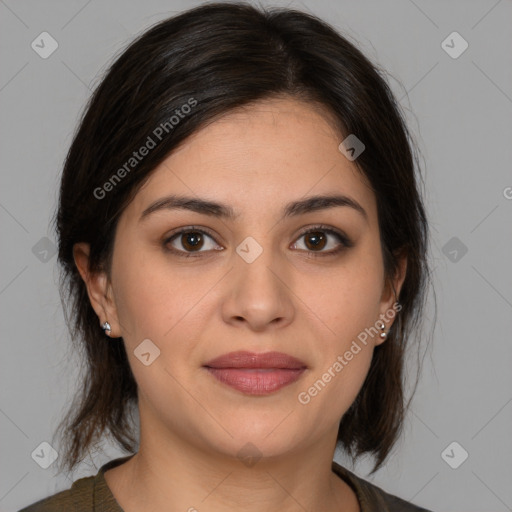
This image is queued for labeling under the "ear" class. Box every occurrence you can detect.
[375,250,407,346]
[73,242,121,338]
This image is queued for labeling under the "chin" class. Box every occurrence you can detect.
[201,418,304,461]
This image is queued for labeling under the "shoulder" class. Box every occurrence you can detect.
[17,455,133,512]
[17,475,95,512]
[365,481,434,512]
[332,461,434,512]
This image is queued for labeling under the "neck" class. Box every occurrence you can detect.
[104,422,360,512]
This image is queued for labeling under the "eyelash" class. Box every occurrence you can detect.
[163,224,353,259]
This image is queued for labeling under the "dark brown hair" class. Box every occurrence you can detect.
[51,1,432,476]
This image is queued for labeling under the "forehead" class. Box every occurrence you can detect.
[122,97,377,225]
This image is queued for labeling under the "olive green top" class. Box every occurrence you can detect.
[18,455,433,512]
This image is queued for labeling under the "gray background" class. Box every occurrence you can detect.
[1,0,511,511]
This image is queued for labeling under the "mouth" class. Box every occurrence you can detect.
[203,351,308,395]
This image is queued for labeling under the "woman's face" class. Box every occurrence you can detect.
[79,96,405,461]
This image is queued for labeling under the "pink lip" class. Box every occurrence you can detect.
[203,351,307,395]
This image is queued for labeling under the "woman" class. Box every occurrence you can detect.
[19,2,433,511]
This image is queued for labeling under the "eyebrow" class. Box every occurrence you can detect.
[139,193,368,223]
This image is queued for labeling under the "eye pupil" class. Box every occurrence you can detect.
[305,232,326,250]
[182,231,203,251]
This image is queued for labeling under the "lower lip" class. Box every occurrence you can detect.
[205,367,306,395]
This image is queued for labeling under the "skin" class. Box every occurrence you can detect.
[74,96,406,512]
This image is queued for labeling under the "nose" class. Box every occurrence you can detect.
[221,244,295,332]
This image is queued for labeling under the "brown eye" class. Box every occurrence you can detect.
[303,231,327,251]
[292,225,353,256]
[163,225,352,259]
[164,228,221,257]
[180,231,205,251]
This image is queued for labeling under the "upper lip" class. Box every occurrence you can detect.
[203,351,307,369]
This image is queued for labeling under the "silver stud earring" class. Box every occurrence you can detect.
[377,320,387,340]
[101,321,112,337]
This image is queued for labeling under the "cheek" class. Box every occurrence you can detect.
[300,257,384,343]
[296,337,374,428]
[292,261,382,420]
[112,241,188,338]
[112,245,215,381]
